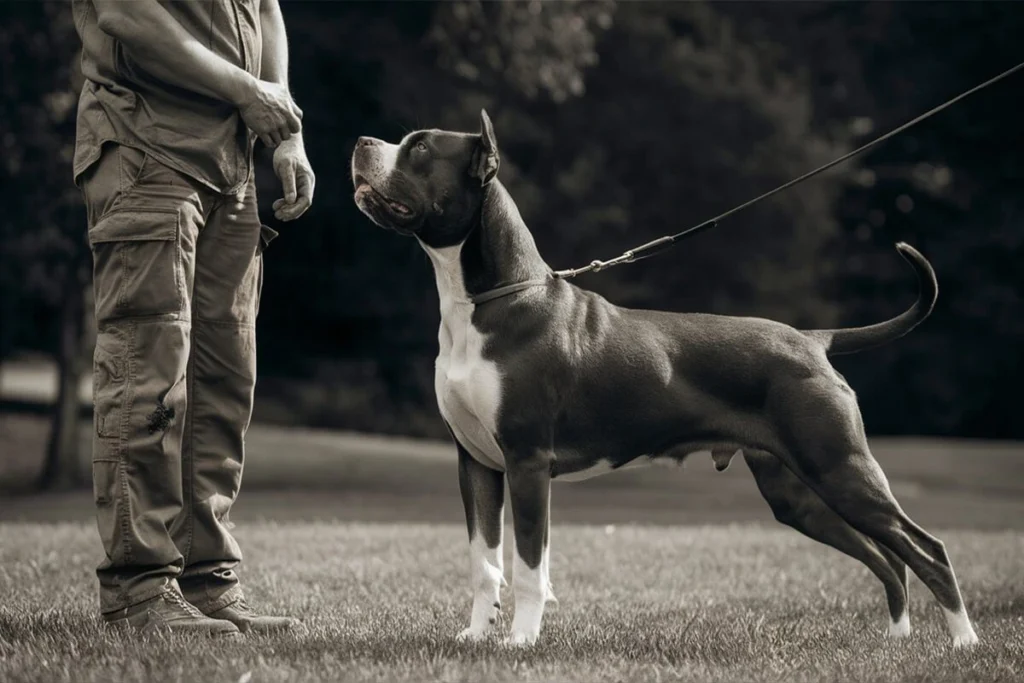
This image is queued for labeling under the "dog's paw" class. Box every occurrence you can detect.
[952,630,980,649]
[887,614,911,639]
[503,630,539,647]
[943,609,978,648]
[456,626,493,643]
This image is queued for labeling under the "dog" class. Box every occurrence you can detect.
[350,110,979,648]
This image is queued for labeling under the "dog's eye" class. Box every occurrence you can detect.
[415,141,428,153]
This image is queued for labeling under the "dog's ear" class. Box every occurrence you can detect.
[470,109,499,186]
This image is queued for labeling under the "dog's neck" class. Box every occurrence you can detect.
[422,181,549,302]
[462,180,550,296]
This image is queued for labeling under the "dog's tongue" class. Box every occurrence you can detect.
[389,201,410,215]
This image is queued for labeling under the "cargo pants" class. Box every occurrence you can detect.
[82,142,276,614]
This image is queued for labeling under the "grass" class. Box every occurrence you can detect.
[3,411,1024,681]
[1,523,1023,683]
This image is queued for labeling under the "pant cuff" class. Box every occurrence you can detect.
[185,583,244,614]
[99,579,174,616]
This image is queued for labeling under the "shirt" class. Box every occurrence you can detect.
[72,0,263,194]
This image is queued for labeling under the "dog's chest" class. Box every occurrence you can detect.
[423,244,506,471]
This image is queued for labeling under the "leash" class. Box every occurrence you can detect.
[551,60,1024,280]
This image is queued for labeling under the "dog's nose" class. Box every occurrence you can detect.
[357,136,381,148]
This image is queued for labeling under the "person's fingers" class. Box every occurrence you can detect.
[276,196,311,222]
[279,162,297,204]
[291,196,312,219]
[285,108,302,134]
[258,130,275,148]
[268,129,282,148]
[273,178,311,220]
[296,170,314,203]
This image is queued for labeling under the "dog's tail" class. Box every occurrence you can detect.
[804,242,938,356]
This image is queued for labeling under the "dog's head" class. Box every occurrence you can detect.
[351,110,500,247]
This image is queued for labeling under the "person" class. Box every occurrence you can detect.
[72,0,314,636]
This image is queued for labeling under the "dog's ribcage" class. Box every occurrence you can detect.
[421,243,506,471]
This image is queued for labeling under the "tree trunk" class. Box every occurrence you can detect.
[37,272,87,491]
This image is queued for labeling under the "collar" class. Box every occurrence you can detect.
[468,276,551,305]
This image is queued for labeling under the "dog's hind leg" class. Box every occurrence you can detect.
[774,377,978,647]
[455,440,506,642]
[506,452,553,646]
[744,451,910,637]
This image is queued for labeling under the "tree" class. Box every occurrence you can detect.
[6,1,1019,446]
[0,3,90,488]
[728,2,1024,437]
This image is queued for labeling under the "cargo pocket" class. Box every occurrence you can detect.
[92,460,119,507]
[90,209,183,322]
[93,331,126,439]
[92,458,122,559]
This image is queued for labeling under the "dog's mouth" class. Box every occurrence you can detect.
[354,176,413,217]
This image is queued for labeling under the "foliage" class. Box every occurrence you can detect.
[429,0,614,102]
[2,1,1022,439]
[0,3,84,360]
[724,3,1024,437]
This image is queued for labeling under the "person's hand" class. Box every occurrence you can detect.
[234,75,302,148]
[272,136,315,221]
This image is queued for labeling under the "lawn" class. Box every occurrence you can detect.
[3,412,1024,681]
[1,523,1023,683]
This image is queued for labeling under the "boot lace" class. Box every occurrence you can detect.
[164,590,205,618]
[232,597,254,615]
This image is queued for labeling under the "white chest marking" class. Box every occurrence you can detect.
[421,242,505,471]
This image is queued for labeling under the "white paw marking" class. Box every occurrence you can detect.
[460,534,504,639]
[953,632,980,648]
[503,631,538,647]
[539,532,556,605]
[510,550,546,646]
[887,611,911,638]
[456,626,491,643]
[943,607,979,648]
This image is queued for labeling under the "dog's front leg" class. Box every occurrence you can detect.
[506,455,552,646]
[455,440,506,641]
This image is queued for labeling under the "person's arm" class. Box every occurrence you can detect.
[94,0,251,104]
[260,0,290,90]
[260,0,315,221]
[92,0,301,147]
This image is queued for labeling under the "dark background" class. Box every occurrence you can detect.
[2,1,1023,455]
